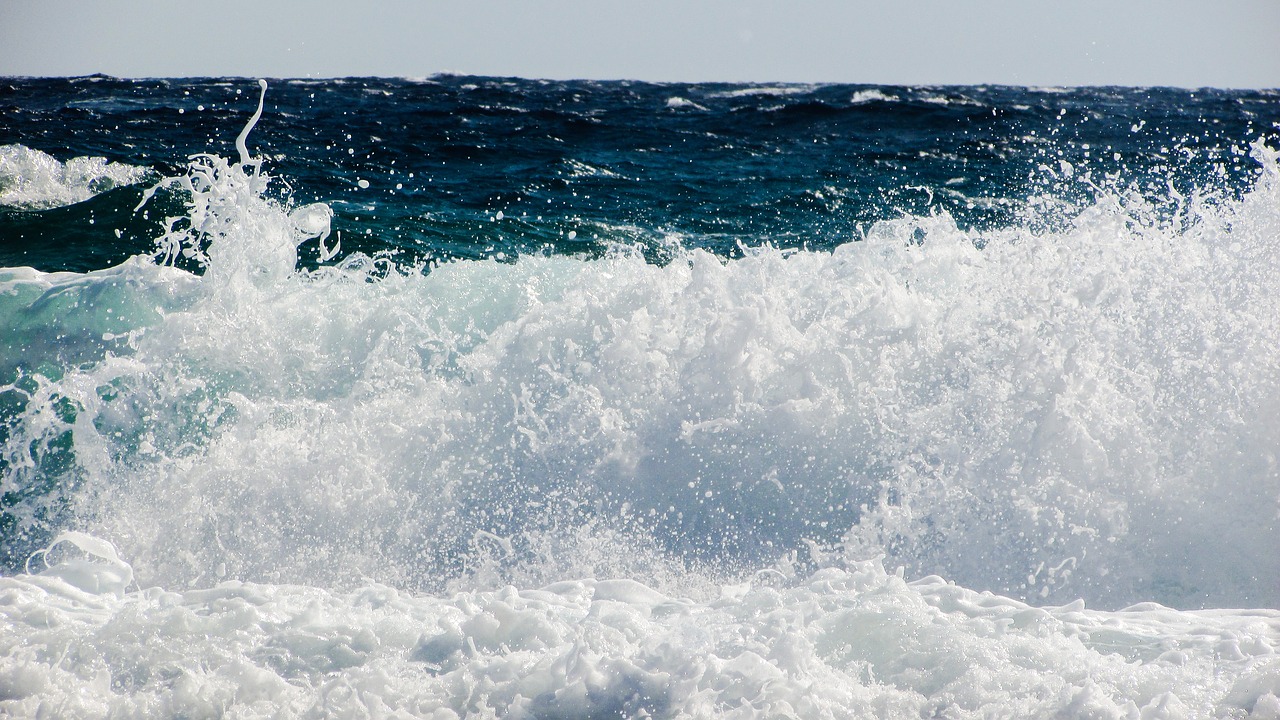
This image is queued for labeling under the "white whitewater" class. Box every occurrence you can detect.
[3,558,1277,717]
[0,144,151,210]
[1,99,1278,716]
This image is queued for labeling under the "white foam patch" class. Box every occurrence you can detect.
[0,561,1276,717]
[850,89,898,104]
[710,86,816,99]
[666,97,709,111]
[0,144,151,210]
[25,531,133,597]
[561,158,622,179]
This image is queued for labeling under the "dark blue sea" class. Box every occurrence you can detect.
[1,76,1278,717]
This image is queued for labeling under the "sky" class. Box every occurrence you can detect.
[1,0,1277,88]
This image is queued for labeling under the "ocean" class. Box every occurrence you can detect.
[1,75,1278,717]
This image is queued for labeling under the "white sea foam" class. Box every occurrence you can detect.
[561,158,622,179]
[1,558,1276,717]
[710,86,815,99]
[918,91,986,107]
[2,114,1279,715]
[0,144,151,210]
[666,97,709,111]
[850,89,898,104]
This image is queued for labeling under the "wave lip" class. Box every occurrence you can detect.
[0,144,152,211]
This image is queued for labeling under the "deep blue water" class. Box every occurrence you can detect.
[2,76,1274,271]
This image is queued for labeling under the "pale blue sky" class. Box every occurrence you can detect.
[2,0,1277,87]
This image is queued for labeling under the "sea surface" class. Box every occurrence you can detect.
[1,75,1278,717]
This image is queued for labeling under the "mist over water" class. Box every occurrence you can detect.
[1,77,1278,717]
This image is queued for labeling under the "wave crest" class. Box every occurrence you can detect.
[0,144,151,210]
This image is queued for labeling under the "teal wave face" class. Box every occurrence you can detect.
[0,260,199,566]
